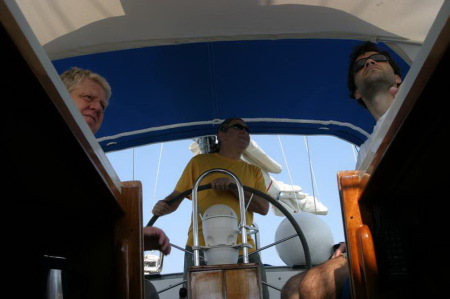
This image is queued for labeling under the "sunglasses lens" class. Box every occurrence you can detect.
[353,60,365,73]
[353,54,388,73]
[372,54,388,62]
[229,124,250,133]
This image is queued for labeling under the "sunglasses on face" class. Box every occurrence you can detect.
[352,53,389,73]
[224,123,251,133]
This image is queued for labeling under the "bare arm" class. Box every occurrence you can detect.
[210,177,270,215]
[331,242,347,259]
[143,226,171,255]
[152,190,183,216]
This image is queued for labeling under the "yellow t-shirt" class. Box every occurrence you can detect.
[175,153,267,252]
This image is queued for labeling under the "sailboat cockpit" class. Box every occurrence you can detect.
[2,0,449,298]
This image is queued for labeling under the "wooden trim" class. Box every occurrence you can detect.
[356,225,378,299]
[338,170,375,299]
[115,181,144,299]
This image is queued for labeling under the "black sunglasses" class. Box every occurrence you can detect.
[352,53,389,73]
[223,123,251,133]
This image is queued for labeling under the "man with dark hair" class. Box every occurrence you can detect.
[348,41,402,168]
[347,41,402,108]
[281,41,402,299]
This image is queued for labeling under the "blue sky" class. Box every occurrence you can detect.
[106,134,357,274]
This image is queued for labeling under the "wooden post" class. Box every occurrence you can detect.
[338,170,378,299]
[115,181,144,299]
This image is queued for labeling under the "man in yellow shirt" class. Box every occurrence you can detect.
[152,117,270,298]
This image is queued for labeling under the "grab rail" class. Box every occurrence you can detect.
[191,168,250,265]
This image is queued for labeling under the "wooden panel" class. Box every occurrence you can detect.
[225,267,262,299]
[190,269,224,299]
[188,263,262,299]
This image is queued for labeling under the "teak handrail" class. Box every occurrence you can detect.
[338,171,377,299]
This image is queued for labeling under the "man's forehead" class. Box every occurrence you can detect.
[229,120,246,126]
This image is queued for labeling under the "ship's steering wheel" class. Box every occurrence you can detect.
[146,183,312,269]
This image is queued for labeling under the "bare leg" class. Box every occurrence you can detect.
[298,256,349,299]
[281,271,306,299]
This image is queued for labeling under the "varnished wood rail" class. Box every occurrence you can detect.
[115,181,144,299]
[338,170,377,299]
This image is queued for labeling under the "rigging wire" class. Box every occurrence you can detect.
[132,147,135,180]
[277,135,301,211]
[152,143,164,204]
[352,144,359,163]
[304,136,319,213]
